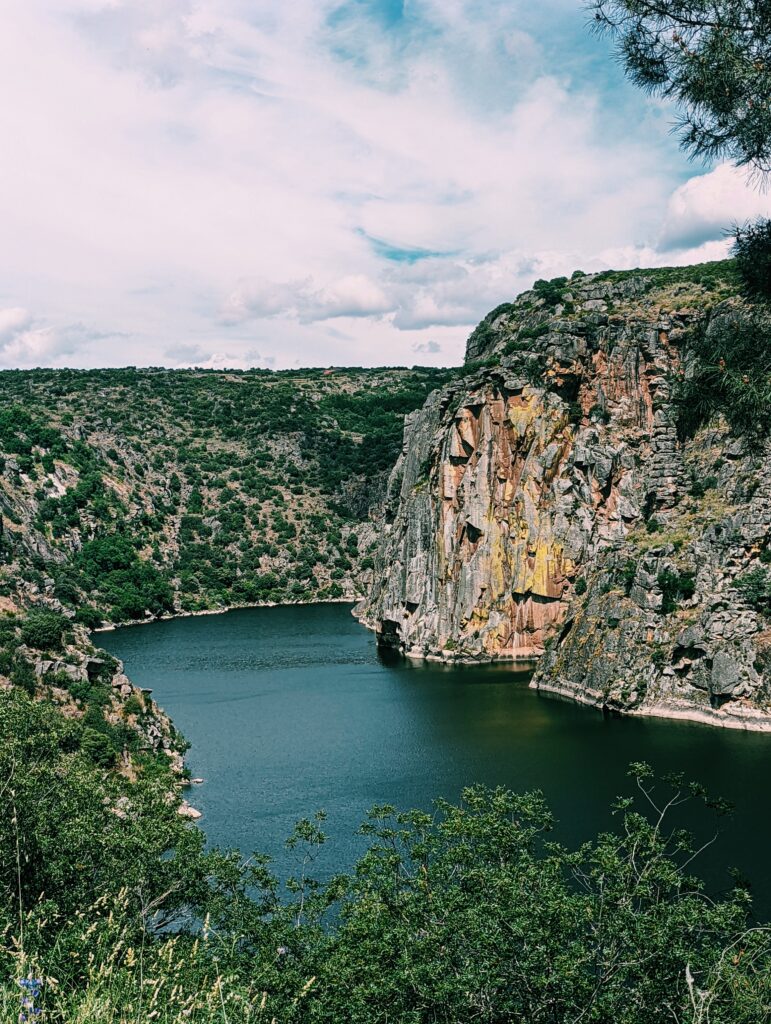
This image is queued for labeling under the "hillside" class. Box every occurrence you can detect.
[0,365,455,790]
[0,365,455,624]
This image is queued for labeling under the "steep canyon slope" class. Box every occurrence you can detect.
[359,263,771,729]
[0,365,453,777]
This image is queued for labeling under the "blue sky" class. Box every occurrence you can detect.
[1,0,769,370]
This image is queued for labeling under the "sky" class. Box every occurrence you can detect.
[2,0,771,371]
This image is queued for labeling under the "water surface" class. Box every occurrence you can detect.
[101,603,771,911]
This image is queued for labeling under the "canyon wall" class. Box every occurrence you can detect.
[359,266,771,729]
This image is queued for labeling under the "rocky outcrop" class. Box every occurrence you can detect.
[359,264,771,729]
[0,610,187,772]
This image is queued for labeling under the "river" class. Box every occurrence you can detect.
[100,602,771,912]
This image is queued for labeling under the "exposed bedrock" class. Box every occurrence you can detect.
[358,269,771,728]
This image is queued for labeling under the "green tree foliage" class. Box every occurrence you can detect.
[19,609,71,652]
[673,308,771,440]
[733,217,771,301]
[732,565,771,612]
[0,366,458,619]
[658,567,697,612]
[589,0,771,175]
[1,697,769,1023]
[533,275,570,307]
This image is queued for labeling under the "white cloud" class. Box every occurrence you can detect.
[0,2,767,371]
[658,163,771,251]
[0,308,83,368]
[0,308,32,341]
[223,274,391,323]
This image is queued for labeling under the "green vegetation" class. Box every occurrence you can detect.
[590,1,771,176]
[18,609,71,652]
[532,275,570,308]
[733,218,771,302]
[673,308,771,442]
[1,699,768,1024]
[657,568,696,614]
[593,258,740,296]
[0,367,455,621]
[733,566,771,614]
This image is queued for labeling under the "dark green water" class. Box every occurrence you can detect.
[101,603,771,911]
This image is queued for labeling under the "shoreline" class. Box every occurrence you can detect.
[356,614,771,733]
[531,677,771,733]
[97,605,771,735]
[93,596,358,633]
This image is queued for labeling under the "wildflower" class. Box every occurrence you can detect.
[18,978,43,1022]
[277,946,288,956]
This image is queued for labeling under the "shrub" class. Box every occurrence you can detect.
[122,693,144,717]
[10,658,36,695]
[19,609,71,651]
[733,566,771,613]
[658,569,696,614]
[673,309,771,442]
[80,726,118,767]
[732,218,771,302]
[74,605,104,629]
[518,324,550,342]
[574,577,587,595]
[651,645,668,669]
[533,276,569,308]
[620,559,637,595]
[689,474,718,498]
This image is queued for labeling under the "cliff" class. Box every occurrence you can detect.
[359,261,771,729]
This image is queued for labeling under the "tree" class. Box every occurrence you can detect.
[733,216,771,299]
[589,0,771,176]
[19,609,71,652]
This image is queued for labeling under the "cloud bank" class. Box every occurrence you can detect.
[1,1,769,370]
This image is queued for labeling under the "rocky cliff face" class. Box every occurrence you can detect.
[359,263,771,729]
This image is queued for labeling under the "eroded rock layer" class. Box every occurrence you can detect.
[359,265,771,729]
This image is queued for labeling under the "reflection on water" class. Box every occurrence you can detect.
[101,603,771,913]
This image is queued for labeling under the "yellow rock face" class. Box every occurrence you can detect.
[426,385,580,654]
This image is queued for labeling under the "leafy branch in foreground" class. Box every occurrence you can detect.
[1,693,769,1023]
[588,0,771,176]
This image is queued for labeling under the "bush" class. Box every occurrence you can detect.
[673,309,771,442]
[732,218,771,302]
[733,566,771,613]
[80,726,118,767]
[73,605,104,629]
[657,569,696,614]
[574,576,587,595]
[620,559,637,595]
[19,609,71,651]
[10,658,36,695]
[689,474,718,498]
[533,276,569,308]
[1,736,767,1024]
